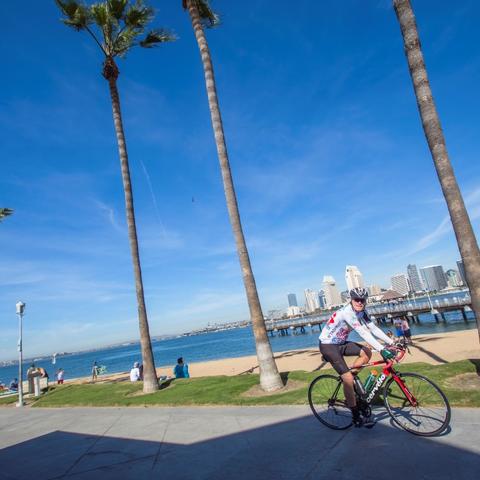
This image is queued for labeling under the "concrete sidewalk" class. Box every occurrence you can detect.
[0,406,478,479]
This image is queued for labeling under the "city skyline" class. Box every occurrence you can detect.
[287,259,464,310]
[1,2,479,360]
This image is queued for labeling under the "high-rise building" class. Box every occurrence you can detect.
[304,289,320,313]
[318,290,326,309]
[407,264,423,292]
[391,274,410,296]
[456,260,466,286]
[322,276,343,307]
[420,265,448,291]
[345,265,365,291]
[287,293,298,307]
[445,269,462,288]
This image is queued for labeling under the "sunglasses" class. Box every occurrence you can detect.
[352,298,366,304]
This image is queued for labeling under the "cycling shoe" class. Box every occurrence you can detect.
[353,416,376,429]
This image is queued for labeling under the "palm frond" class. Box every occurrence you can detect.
[183,0,220,28]
[197,0,220,28]
[107,0,128,20]
[90,3,109,26]
[0,208,14,221]
[139,29,176,48]
[113,27,137,56]
[125,2,154,30]
[57,0,174,59]
[55,0,91,30]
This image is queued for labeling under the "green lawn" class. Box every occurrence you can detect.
[0,394,18,406]
[25,359,479,408]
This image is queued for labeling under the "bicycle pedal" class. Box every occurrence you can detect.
[362,418,377,429]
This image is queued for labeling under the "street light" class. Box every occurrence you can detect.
[16,301,25,408]
[423,289,435,313]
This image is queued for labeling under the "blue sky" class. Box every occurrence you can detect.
[1,0,479,360]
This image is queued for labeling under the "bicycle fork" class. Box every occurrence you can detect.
[391,373,418,407]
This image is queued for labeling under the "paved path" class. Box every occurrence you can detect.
[0,406,478,479]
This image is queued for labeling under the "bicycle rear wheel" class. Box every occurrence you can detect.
[308,374,352,430]
[384,372,450,436]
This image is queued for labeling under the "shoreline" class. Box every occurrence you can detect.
[67,329,479,385]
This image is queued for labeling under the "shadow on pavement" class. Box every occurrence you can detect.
[0,409,477,480]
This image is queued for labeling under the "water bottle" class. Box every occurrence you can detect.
[364,369,379,393]
[353,375,366,397]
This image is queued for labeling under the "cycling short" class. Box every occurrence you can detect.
[319,341,370,375]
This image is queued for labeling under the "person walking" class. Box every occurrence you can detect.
[393,318,403,338]
[91,361,99,382]
[401,318,413,344]
[56,368,65,385]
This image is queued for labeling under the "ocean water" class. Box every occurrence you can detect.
[0,311,475,385]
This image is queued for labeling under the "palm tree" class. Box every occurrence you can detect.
[393,0,480,341]
[56,0,175,392]
[182,0,283,391]
[0,208,14,222]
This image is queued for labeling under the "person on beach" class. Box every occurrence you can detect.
[319,287,396,428]
[393,318,403,338]
[26,363,39,393]
[130,362,141,382]
[401,318,413,344]
[174,357,190,379]
[9,379,18,391]
[38,367,49,386]
[91,361,99,382]
[56,368,65,384]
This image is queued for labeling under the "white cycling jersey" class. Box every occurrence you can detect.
[319,303,393,352]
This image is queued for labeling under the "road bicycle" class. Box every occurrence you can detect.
[308,341,451,436]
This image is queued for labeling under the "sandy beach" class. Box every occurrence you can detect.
[71,329,479,385]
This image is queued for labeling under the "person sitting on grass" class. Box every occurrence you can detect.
[130,362,141,382]
[173,357,190,379]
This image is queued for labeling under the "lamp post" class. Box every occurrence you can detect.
[16,301,25,408]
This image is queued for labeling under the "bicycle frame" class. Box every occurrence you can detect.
[351,349,418,407]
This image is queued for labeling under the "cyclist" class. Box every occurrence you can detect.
[319,287,396,427]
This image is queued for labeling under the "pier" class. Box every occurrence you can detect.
[265,293,474,336]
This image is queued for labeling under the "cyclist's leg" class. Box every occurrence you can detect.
[319,344,356,407]
[349,344,372,370]
[342,343,376,428]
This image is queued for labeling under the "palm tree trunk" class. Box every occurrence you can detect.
[185,0,283,391]
[393,0,480,342]
[103,57,159,392]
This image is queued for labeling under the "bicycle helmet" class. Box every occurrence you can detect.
[349,287,369,301]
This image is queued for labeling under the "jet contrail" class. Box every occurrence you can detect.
[139,159,167,238]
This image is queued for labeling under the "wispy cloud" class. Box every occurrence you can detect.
[95,200,124,233]
[139,159,167,237]
[408,187,480,255]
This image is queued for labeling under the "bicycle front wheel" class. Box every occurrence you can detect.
[384,372,451,436]
[308,374,352,430]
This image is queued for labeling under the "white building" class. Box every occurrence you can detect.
[322,276,343,307]
[304,289,320,313]
[345,265,365,291]
[445,269,462,288]
[391,274,410,296]
[286,305,301,317]
[368,284,382,296]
